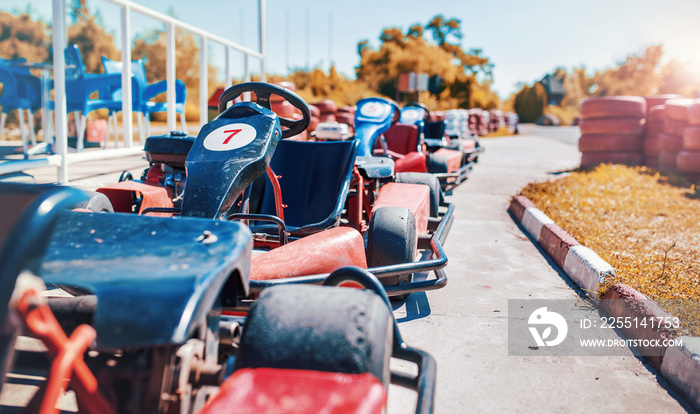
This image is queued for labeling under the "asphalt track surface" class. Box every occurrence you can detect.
[2,126,695,413]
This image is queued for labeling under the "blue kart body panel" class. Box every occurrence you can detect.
[41,210,252,350]
[182,102,281,220]
[354,156,394,179]
[354,98,399,157]
[353,97,400,177]
[254,138,359,236]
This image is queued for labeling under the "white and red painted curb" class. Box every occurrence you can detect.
[509,195,700,410]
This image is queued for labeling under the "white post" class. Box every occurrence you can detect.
[225,47,232,88]
[243,53,250,102]
[121,4,133,148]
[52,0,68,183]
[199,36,208,126]
[166,22,176,131]
[259,0,266,81]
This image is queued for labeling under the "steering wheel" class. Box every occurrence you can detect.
[405,102,431,120]
[218,82,311,139]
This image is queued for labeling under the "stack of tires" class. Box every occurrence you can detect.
[659,99,693,172]
[335,106,356,133]
[643,105,665,167]
[677,101,700,179]
[311,99,337,123]
[578,96,646,167]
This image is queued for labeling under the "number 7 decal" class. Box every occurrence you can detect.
[223,129,242,144]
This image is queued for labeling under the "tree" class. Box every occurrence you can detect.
[355,15,496,110]
[514,83,547,123]
[132,28,219,121]
[0,12,51,62]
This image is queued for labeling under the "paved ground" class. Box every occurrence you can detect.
[389,129,693,413]
[0,126,695,413]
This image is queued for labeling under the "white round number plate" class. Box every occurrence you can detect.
[401,108,421,122]
[203,123,257,151]
[360,102,390,118]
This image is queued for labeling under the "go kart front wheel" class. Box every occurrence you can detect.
[234,284,393,388]
[366,206,417,301]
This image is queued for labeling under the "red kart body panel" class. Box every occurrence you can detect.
[394,151,428,173]
[97,180,174,216]
[199,368,386,414]
[250,227,367,280]
[372,183,430,234]
[432,148,462,174]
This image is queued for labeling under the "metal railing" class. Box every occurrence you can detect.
[2,0,266,184]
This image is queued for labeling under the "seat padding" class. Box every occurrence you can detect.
[250,227,367,280]
[371,182,430,235]
[382,123,420,155]
[198,368,386,414]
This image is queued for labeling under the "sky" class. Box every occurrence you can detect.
[5,0,700,99]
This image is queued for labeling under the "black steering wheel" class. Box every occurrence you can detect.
[218,82,311,139]
[405,102,431,120]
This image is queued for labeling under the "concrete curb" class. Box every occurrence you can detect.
[508,196,613,299]
[508,195,700,410]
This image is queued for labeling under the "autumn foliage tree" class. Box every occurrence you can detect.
[356,15,497,110]
[513,83,547,123]
[0,11,50,63]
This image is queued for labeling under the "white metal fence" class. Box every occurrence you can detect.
[2,0,266,183]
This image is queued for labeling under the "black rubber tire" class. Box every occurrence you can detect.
[366,206,417,300]
[234,284,393,387]
[394,172,442,217]
[74,191,114,213]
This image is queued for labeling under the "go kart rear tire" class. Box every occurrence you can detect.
[74,191,114,213]
[394,172,442,217]
[366,207,417,300]
[235,284,393,387]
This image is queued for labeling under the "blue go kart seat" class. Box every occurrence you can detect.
[424,120,447,140]
[144,131,196,169]
[253,138,359,236]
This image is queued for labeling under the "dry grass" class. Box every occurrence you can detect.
[520,164,700,334]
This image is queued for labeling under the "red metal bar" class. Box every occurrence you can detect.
[17,289,114,414]
[266,166,285,221]
[349,167,364,231]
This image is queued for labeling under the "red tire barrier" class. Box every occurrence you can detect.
[308,116,320,133]
[578,134,642,152]
[683,126,700,151]
[647,105,666,122]
[579,117,645,135]
[308,104,321,118]
[664,99,692,121]
[659,132,684,152]
[659,151,679,171]
[689,103,700,126]
[643,137,661,157]
[581,151,643,167]
[335,112,354,127]
[311,99,338,114]
[579,96,646,120]
[663,119,688,137]
[644,157,659,168]
[645,120,664,137]
[644,95,682,112]
[319,113,336,122]
[677,151,700,173]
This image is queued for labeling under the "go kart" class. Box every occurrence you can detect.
[94,83,453,300]
[395,103,483,192]
[0,182,436,413]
